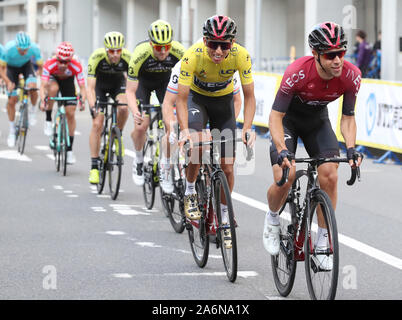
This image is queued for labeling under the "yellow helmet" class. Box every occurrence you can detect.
[148,20,173,45]
[104,31,125,49]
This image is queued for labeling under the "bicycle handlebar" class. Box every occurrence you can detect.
[276,156,362,187]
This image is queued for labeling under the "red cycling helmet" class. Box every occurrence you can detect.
[203,15,237,40]
[56,42,74,61]
[308,22,347,52]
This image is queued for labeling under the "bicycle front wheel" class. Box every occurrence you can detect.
[214,171,237,283]
[108,127,122,200]
[305,189,339,300]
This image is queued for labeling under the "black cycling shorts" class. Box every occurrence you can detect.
[95,75,126,103]
[269,112,340,166]
[7,62,36,86]
[136,78,169,105]
[188,90,236,158]
[50,76,77,105]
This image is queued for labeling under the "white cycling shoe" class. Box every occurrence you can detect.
[263,212,280,256]
[66,151,76,164]
[44,121,53,136]
[7,132,16,148]
[132,159,144,186]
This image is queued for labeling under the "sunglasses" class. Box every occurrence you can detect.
[152,43,172,52]
[320,50,346,60]
[107,48,122,54]
[57,59,70,64]
[206,40,232,51]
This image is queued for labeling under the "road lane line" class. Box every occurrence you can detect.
[231,192,402,271]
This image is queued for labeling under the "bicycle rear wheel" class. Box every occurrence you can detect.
[108,127,122,200]
[214,170,237,283]
[271,190,298,297]
[167,163,185,233]
[188,173,209,268]
[97,131,108,194]
[142,139,156,209]
[16,104,28,155]
[305,189,339,300]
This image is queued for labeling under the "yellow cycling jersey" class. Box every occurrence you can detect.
[178,41,253,97]
[87,48,131,78]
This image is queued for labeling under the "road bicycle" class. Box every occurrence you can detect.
[272,155,362,300]
[140,102,171,214]
[184,135,253,282]
[95,96,127,200]
[14,86,39,155]
[47,96,82,176]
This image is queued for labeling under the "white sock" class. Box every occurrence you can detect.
[266,209,280,226]
[316,227,328,248]
[185,180,196,196]
[135,150,143,163]
[221,204,228,224]
[9,121,15,134]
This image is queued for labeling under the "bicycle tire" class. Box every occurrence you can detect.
[16,104,28,155]
[142,139,156,209]
[214,170,237,283]
[97,131,108,194]
[304,189,339,300]
[271,191,298,296]
[188,172,209,268]
[51,119,59,172]
[108,127,122,200]
[60,115,68,176]
[167,163,185,233]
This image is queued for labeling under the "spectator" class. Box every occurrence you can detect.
[368,30,381,79]
[355,29,372,77]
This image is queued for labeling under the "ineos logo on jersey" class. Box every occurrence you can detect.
[285,70,305,88]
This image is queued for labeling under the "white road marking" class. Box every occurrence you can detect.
[112,273,133,278]
[106,231,126,236]
[46,154,55,160]
[0,150,32,162]
[53,185,63,190]
[111,271,258,278]
[231,192,402,271]
[63,190,73,194]
[34,145,50,151]
[135,242,162,248]
[67,194,78,198]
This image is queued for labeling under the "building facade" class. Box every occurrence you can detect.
[0,0,400,81]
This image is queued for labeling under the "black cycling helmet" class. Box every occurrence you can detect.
[308,21,347,52]
[203,15,237,40]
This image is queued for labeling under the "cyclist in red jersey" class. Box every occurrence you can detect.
[39,42,87,164]
[263,22,363,269]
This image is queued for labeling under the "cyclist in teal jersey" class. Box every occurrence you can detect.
[0,32,43,147]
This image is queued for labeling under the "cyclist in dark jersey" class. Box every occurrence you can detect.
[263,22,363,270]
[126,19,184,186]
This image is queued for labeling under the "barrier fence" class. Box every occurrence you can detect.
[237,72,402,165]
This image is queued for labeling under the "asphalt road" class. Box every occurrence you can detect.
[0,102,401,301]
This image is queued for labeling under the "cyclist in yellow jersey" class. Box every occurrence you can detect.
[176,15,256,227]
[126,19,184,187]
[87,31,131,184]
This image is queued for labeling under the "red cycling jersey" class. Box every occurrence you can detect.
[273,56,361,116]
[41,57,86,86]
